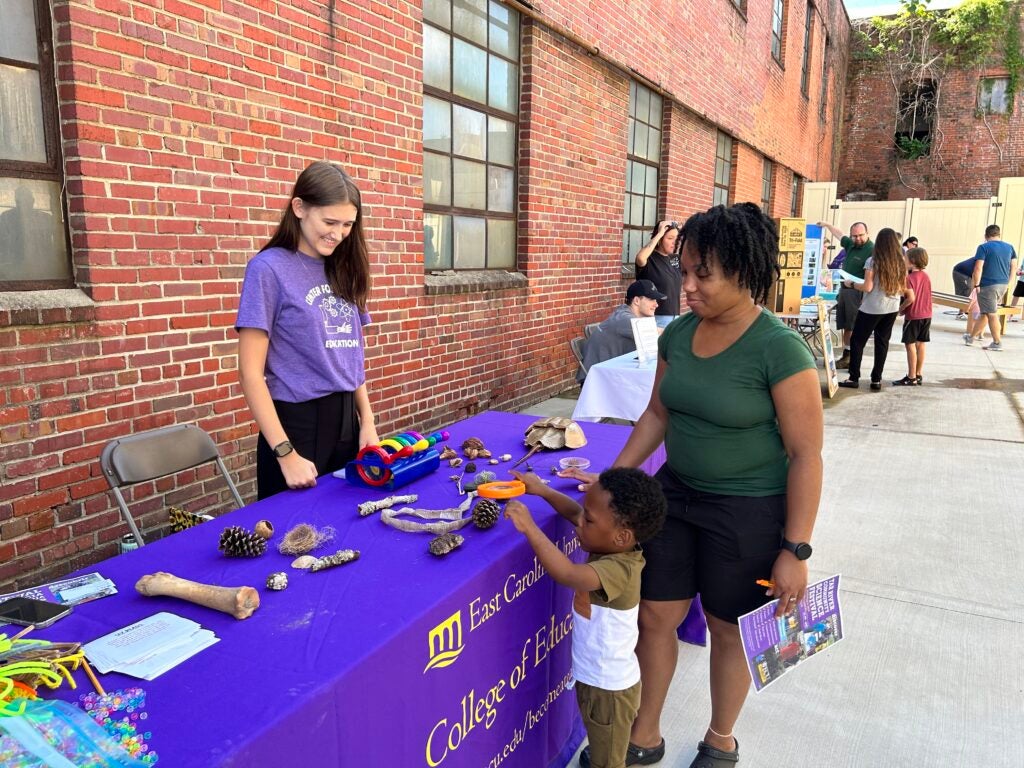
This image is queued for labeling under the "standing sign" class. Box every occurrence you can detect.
[630,317,659,363]
[818,302,838,398]
[803,224,824,299]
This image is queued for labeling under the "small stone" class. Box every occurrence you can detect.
[489,459,499,465]
[499,453,512,462]
[266,572,288,590]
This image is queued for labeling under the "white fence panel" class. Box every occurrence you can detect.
[911,199,997,293]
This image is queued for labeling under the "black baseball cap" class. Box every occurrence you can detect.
[626,279,668,302]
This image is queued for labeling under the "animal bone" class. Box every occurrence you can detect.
[135,572,260,620]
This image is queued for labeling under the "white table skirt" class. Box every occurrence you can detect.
[573,351,656,423]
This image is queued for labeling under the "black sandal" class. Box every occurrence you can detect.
[892,375,916,386]
[688,738,739,767]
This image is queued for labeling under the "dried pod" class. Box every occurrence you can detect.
[464,448,479,459]
[448,457,463,468]
[291,555,316,569]
[477,449,492,458]
[266,572,288,590]
[489,459,499,465]
[439,445,458,460]
[499,453,512,462]
[429,532,465,556]
[254,520,274,540]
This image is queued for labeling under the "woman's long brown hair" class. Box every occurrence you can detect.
[262,161,371,310]
[872,228,907,297]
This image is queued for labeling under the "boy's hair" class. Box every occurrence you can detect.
[906,247,928,269]
[597,468,667,543]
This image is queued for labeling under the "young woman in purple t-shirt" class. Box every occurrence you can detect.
[237,162,378,499]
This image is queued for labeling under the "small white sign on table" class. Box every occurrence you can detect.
[630,316,659,363]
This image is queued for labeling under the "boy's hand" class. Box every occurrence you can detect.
[556,467,598,491]
[504,499,536,534]
[509,470,548,496]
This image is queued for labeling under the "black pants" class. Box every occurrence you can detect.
[847,311,898,383]
[256,390,359,500]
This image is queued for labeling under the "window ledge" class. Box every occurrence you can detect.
[0,289,97,326]
[425,270,528,295]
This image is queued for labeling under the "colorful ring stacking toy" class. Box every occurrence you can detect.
[475,481,526,499]
[353,430,449,487]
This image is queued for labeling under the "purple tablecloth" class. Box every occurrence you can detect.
[37,411,704,767]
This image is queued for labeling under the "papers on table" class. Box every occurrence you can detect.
[84,612,219,681]
[0,572,117,607]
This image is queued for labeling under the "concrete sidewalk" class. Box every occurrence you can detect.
[520,309,1024,768]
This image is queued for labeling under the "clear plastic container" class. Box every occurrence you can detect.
[558,456,591,471]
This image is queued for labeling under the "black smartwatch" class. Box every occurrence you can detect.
[272,440,294,458]
[781,538,813,561]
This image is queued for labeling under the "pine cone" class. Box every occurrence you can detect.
[218,526,268,557]
[472,499,501,530]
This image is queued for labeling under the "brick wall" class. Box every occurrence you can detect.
[838,15,1024,200]
[0,0,849,587]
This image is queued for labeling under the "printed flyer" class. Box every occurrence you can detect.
[738,574,844,693]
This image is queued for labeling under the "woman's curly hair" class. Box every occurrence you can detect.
[677,203,781,305]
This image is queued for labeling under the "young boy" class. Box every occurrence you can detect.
[895,247,932,385]
[504,468,666,768]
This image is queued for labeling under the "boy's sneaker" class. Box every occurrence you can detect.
[982,341,1002,351]
[963,334,973,345]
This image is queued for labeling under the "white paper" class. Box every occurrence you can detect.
[84,612,217,679]
[630,316,660,363]
[838,269,864,285]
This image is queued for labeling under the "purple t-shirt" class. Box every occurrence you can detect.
[236,247,371,402]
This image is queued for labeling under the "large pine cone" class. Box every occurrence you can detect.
[472,499,501,530]
[218,525,267,557]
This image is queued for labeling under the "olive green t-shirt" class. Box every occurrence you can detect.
[839,235,874,279]
[657,310,815,496]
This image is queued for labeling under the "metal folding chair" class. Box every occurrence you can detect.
[570,336,589,379]
[583,322,600,339]
[100,424,244,547]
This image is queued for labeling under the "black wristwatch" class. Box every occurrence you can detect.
[272,440,294,458]
[781,538,813,561]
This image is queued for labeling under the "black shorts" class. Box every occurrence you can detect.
[640,465,786,623]
[901,318,931,344]
[1013,280,1024,298]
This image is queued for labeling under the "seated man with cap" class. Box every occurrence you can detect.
[579,279,667,381]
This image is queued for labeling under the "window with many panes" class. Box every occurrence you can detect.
[790,174,802,217]
[771,0,785,64]
[800,3,813,96]
[621,82,664,271]
[0,0,70,291]
[422,0,519,270]
[761,159,773,214]
[713,132,733,207]
[978,77,1010,114]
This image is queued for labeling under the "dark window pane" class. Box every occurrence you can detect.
[0,179,70,282]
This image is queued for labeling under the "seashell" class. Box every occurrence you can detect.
[429,532,465,556]
[266,572,288,590]
[489,459,499,465]
[448,457,463,468]
[254,520,274,540]
[477,449,492,458]
[439,445,458,460]
[291,555,317,569]
[499,454,512,462]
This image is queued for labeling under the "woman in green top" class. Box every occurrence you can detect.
[571,203,823,768]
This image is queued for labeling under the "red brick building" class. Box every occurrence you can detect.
[0,0,850,585]
[838,10,1023,200]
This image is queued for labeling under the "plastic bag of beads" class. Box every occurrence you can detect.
[0,699,149,768]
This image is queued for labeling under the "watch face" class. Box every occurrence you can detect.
[273,440,293,457]
[795,542,813,560]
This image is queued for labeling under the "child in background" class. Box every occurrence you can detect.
[1009,267,1024,321]
[893,247,933,386]
[504,469,666,768]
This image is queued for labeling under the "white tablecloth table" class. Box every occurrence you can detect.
[573,350,657,423]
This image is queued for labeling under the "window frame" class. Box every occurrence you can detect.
[621,81,665,273]
[800,2,813,97]
[713,132,733,208]
[761,159,773,214]
[790,174,802,218]
[0,0,72,291]
[771,0,786,66]
[422,1,520,271]
[978,76,1010,115]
